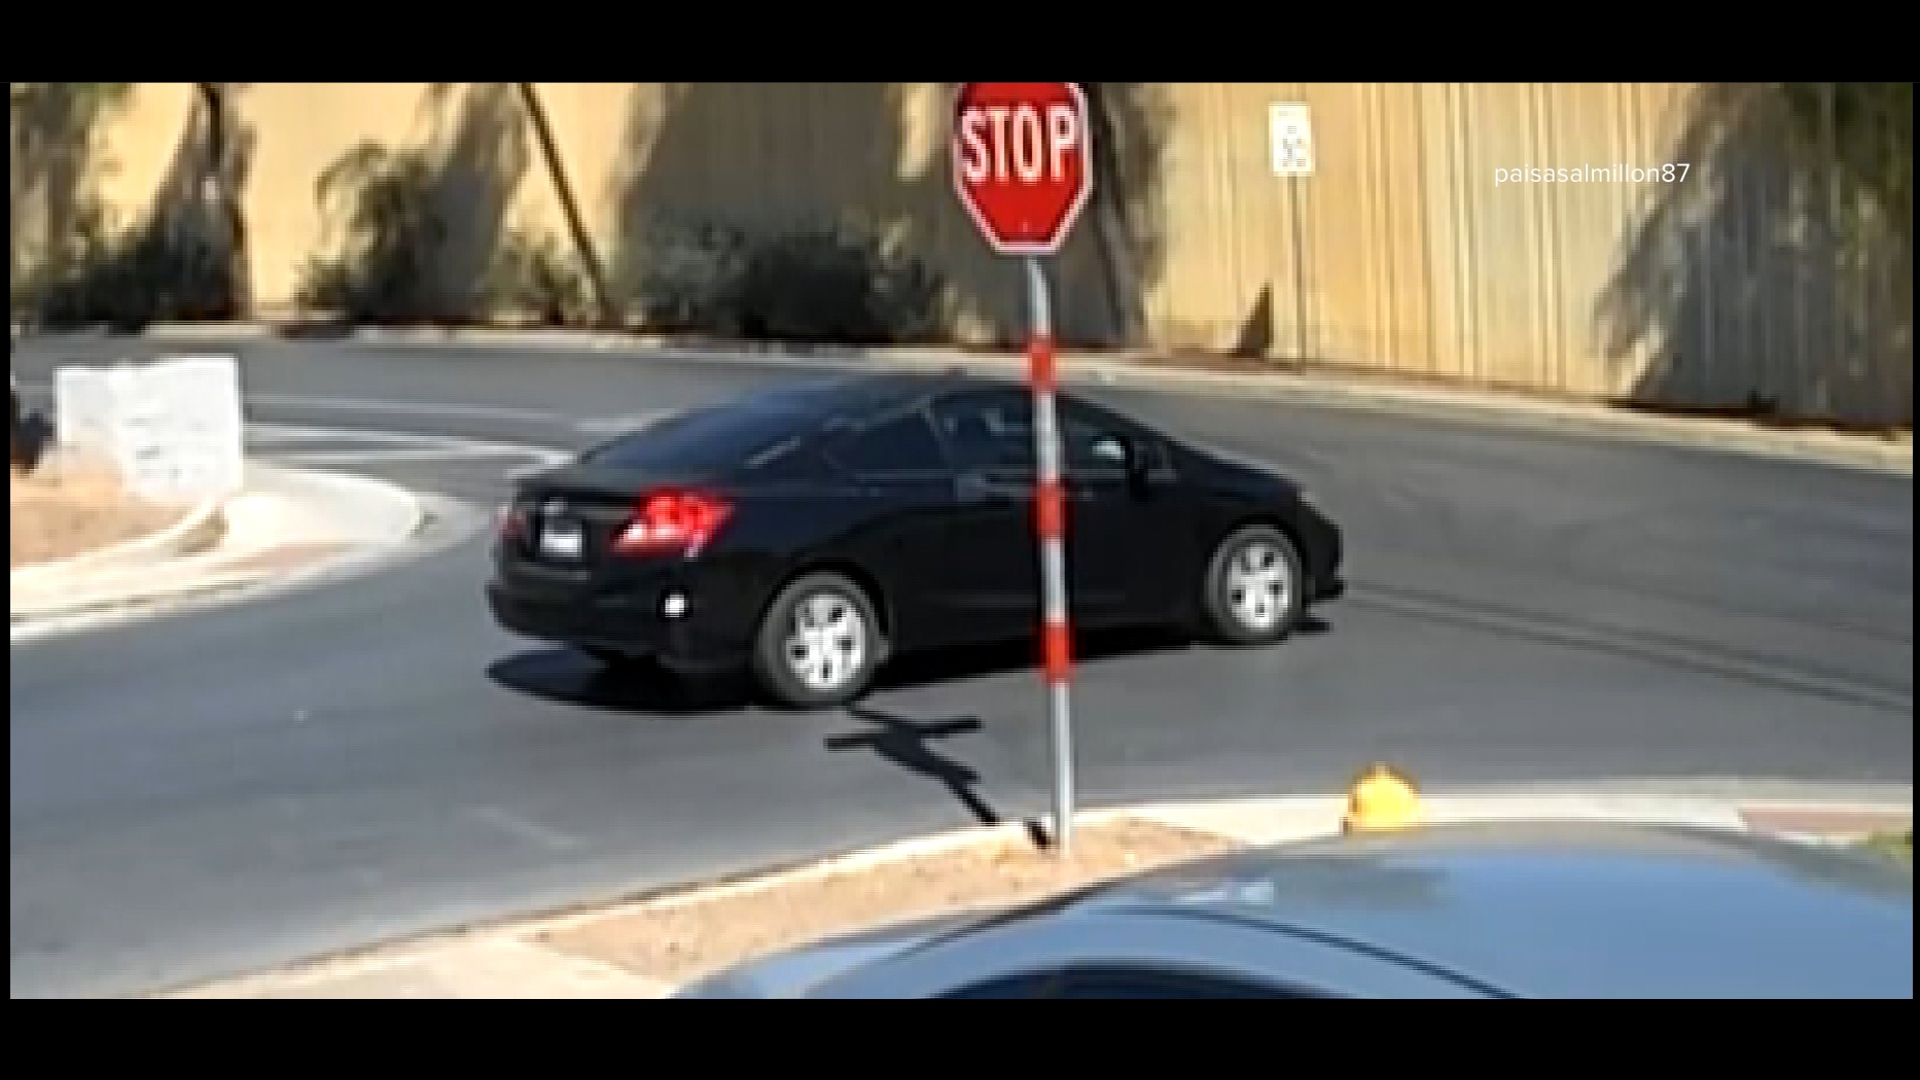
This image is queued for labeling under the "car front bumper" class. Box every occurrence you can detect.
[1297,502,1345,603]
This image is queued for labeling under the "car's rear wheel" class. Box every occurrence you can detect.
[1201,524,1306,647]
[752,571,884,710]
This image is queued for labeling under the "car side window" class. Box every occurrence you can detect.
[932,391,1128,475]
[1058,401,1139,476]
[930,391,1036,471]
[826,411,948,474]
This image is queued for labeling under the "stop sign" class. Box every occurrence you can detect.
[951,82,1094,256]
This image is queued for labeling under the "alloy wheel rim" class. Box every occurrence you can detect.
[1225,540,1291,632]
[784,591,867,692]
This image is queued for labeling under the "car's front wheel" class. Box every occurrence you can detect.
[1200,524,1306,647]
[752,571,884,710]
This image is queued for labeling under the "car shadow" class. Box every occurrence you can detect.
[485,615,1332,719]
[905,614,1327,685]
[486,648,753,716]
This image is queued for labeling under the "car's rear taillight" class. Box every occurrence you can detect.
[498,502,529,542]
[613,491,733,555]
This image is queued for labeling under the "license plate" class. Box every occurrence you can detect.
[538,519,584,559]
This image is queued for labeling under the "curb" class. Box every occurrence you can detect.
[156,788,1911,999]
[10,493,226,594]
[530,792,1910,931]
[243,462,426,549]
[866,350,1914,477]
[9,464,425,631]
[104,323,1914,476]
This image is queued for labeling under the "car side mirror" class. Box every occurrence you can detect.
[1113,435,1156,486]
[1088,434,1133,469]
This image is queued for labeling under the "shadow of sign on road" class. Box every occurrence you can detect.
[823,706,1049,844]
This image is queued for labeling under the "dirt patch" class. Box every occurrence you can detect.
[535,818,1237,989]
[9,456,185,568]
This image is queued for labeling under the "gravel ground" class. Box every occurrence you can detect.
[9,456,183,568]
[534,818,1237,989]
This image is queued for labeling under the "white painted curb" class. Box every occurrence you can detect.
[521,791,1912,934]
[162,933,672,1000]
[112,323,1915,476]
[9,464,424,630]
[243,462,425,548]
[860,351,1915,477]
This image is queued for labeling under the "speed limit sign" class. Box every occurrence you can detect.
[1270,103,1314,176]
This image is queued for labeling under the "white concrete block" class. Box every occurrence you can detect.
[51,355,244,504]
[54,365,118,455]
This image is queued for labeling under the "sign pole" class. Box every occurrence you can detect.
[1024,254,1075,855]
[950,81,1093,858]
[1269,101,1316,361]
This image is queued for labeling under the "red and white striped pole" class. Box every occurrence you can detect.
[1024,255,1076,854]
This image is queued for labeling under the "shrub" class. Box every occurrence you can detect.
[622,219,947,344]
[23,206,239,332]
[492,231,593,328]
[733,228,945,344]
[298,141,597,328]
[618,219,751,335]
[296,145,450,324]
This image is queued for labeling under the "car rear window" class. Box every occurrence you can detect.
[580,401,811,471]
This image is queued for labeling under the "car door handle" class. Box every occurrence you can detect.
[954,472,1025,504]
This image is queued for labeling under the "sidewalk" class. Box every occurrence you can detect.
[10,461,422,640]
[119,323,1913,477]
[160,788,1911,999]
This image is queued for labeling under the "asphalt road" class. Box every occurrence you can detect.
[9,337,1913,998]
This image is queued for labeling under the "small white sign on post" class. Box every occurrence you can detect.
[1270,103,1315,177]
[52,355,245,505]
[119,356,245,502]
[54,365,117,454]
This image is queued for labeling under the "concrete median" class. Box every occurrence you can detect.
[10,461,423,635]
[11,489,226,587]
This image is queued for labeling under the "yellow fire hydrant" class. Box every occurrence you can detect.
[1343,763,1421,833]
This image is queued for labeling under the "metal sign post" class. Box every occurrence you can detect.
[1024,255,1075,853]
[1270,102,1316,361]
[951,82,1095,854]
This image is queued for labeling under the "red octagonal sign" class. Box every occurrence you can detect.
[952,82,1094,256]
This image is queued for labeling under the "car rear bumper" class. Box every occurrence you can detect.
[486,557,758,673]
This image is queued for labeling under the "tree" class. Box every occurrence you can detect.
[515,83,618,328]
[193,83,253,318]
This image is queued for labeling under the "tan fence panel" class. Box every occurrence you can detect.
[12,81,1909,425]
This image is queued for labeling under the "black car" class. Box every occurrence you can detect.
[486,371,1343,709]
